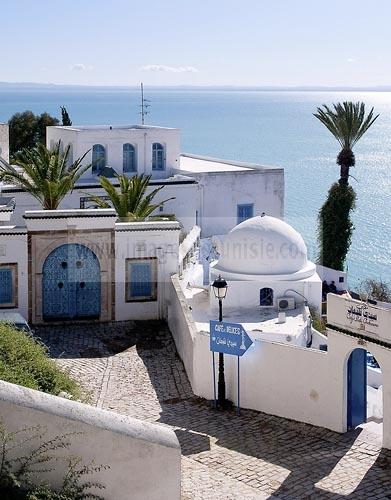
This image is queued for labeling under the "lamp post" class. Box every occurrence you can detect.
[212,275,228,409]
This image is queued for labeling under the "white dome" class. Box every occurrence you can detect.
[214,216,309,276]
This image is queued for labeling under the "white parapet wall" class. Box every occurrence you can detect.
[316,264,348,292]
[0,381,181,500]
[167,275,199,392]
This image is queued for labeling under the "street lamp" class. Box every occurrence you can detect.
[212,275,228,409]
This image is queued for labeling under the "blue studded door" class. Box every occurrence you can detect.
[347,348,367,429]
[43,244,101,320]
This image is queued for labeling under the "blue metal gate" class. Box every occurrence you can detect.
[347,348,367,429]
[43,244,101,320]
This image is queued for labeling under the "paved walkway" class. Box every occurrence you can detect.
[36,321,391,499]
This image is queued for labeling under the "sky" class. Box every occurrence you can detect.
[3,0,391,87]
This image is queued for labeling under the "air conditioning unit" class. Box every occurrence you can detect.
[277,297,295,311]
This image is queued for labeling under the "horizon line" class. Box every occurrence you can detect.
[1,81,391,92]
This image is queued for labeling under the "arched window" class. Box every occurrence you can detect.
[92,144,106,175]
[123,143,136,172]
[152,143,165,170]
[260,288,274,306]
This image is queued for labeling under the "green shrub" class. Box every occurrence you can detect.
[0,322,81,399]
[309,307,326,334]
[358,278,391,303]
[312,314,327,334]
[0,421,107,499]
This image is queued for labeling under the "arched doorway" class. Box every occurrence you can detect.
[347,348,383,430]
[42,243,101,320]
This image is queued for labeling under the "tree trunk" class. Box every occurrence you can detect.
[339,164,350,186]
[337,148,355,187]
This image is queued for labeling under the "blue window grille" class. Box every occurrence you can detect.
[152,143,165,170]
[92,144,106,175]
[123,143,136,172]
[0,266,16,307]
[260,288,274,306]
[126,259,157,301]
[237,204,254,224]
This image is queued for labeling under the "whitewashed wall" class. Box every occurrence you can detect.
[115,222,180,321]
[167,276,198,390]
[2,181,198,233]
[316,264,348,292]
[47,126,181,180]
[326,329,391,448]
[0,381,181,500]
[174,169,284,237]
[209,277,322,312]
[0,229,28,319]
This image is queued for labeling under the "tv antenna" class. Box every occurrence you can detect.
[139,82,150,125]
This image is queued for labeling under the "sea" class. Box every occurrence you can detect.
[0,87,390,288]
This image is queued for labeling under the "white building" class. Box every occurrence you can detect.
[0,209,179,324]
[0,125,284,237]
[47,125,181,180]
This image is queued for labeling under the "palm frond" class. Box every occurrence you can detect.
[94,173,175,221]
[314,101,379,151]
[0,141,92,209]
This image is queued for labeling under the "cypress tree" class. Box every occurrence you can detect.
[60,106,72,126]
[318,183,356,270]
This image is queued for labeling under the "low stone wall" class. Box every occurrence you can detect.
[0,381,181,500]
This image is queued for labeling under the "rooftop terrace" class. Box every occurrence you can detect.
[184,284,310,347]
[179,153,283,174]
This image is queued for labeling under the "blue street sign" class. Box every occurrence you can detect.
[210,320,253,356]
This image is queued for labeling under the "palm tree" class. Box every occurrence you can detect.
[0,141,91,210]
[314,101,379,270]
[314,102,379,186]
[91,173,175,222]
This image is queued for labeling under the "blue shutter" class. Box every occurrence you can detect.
[129,262,152,297]
[237,204,254,224]
[0,268,13,304]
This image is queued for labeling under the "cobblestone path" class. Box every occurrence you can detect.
[36,321,391,499]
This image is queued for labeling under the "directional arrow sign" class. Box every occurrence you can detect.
[210,320,253,356]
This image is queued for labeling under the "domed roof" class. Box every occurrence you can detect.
[214,215,308,276]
